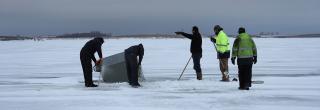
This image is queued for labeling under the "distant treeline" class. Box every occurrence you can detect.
[56,31,111,38]
[56,32,184,39]
[0,36,32,41]
[112,34,181,38]
[273,34,320,38]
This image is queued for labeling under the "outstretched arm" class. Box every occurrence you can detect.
[175,32,193,39]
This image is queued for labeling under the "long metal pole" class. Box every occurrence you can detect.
[178,56,192,80]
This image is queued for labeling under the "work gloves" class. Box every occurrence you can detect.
[253,56,257,64]
[210,37,216,43]
[231,57,236,65]
[96,59,103,65]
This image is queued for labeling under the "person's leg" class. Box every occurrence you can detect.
[125,53,133,85]
[130,61,139,86]
[219,59,224,80]
[243,65,251,89]
[80,55,94,87]
[238,65,245,89]
[223,58,229,73]
[247,64,253,87]
[220,58,229,81]
[219,59,223,74]
[192,53,202,80]
[80,57,88,84]
[127,53,139,86]
[223,58,229,77]
[86,63,93,85]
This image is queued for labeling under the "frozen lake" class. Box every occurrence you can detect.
[0,38,320,110]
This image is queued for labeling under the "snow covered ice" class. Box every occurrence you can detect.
[0,38,320,110]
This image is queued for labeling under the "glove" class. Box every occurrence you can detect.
[231,57,236,65]
[253,56,257,64]
[210,37,216,43]
[96,59,103,65]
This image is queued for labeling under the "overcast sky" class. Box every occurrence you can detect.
[0,0,319,36]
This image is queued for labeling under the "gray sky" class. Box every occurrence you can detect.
[0,0,319,36]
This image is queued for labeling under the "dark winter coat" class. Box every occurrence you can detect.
[80,37,104,63]
[125,44,144,65]
[179,32,202,54]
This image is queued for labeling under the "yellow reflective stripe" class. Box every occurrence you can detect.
[238,55,254,58]
[238,47,253,51]
[217,50,230,53]
[216,44,229,46]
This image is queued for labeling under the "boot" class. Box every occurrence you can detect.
[232,78,238,81]
[130,82,141,88]
[238,87,249,90]
[196,72,202,80]
[85,83,98,87]
[221,72,230,81]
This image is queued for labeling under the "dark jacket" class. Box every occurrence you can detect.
[179,32,202,54]
[80,37,104,63]
[125,44,144,65]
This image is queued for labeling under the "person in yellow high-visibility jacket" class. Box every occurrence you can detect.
[231,27,257,90]
[210,25,231,81]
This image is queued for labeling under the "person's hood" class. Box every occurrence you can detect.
[94,37,104,45]
[214,25,223,35]
[138,44,144,55]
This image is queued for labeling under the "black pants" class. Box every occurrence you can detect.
[238,64,252,88]
[125,52,139,85]
[192,53,202,73]
[80,52,93,85]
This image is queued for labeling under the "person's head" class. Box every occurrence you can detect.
[238,27,246,34]
[138,43,144,56]
[94,37,104,44]
[213,25,223,35]
[192,26,199,34]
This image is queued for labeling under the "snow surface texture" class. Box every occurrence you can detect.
[0,38,320,110]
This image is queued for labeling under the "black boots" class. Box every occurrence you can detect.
[239,83,250,90]
[232,78,238,81]
[130,82,141,88]
[238,87,249,90]
[196,72,202,80]
[85,83,98,87]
